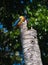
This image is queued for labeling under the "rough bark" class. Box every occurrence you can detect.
[20,20,43,65]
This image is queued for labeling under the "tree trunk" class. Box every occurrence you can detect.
[20,20,43,65]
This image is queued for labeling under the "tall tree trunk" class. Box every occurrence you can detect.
[20,20,43,65]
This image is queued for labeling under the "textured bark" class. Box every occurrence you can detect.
[20,20,43,65]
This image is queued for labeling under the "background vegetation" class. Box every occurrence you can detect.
[0,0,48,65]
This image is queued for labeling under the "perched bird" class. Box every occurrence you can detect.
[12,16,25,27]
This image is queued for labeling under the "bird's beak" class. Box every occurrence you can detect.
[12,18,20,27]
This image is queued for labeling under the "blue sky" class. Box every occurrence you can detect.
[0,23,3,29]
[0,23,8,32]
[30,0,32,3]
[20,0,32,3]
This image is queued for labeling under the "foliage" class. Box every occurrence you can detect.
[27,4,48,65]
[0,0,48,65]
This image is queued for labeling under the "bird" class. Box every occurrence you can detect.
[12,16,25,27]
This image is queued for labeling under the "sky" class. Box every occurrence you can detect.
[0,23,3,29]
[0,23,8,32]
[30,0,32,3]
[21,0,32,3]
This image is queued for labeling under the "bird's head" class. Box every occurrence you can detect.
[18,16,25,26]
